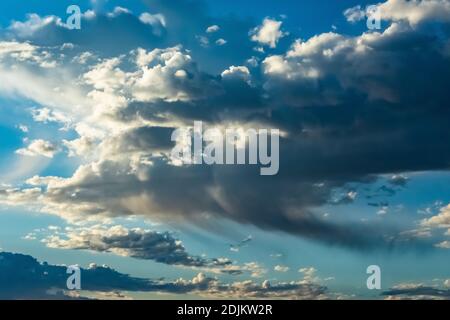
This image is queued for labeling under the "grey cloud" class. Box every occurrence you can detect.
[45,226,208,267]
[43,225,248,275]
[37,158,419,250]
[111,126,176,154]
[383,284,450,300]
[107,20,450,249]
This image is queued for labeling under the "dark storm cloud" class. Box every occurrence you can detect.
[26,42,450,249]
[114,20,450,250]
[117,22,450,182]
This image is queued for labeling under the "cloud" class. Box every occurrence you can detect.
[216,38,227,46]
[130,46,217,102]
[159,269,329,299]
[0,251,328,299]
[63,137,96,157]
[5,10,166,56]
[250,18,287,48]
[1,0,450,253]
[139,12,166,31]
[299,267,319,283]
[344,5,366,23]
[435,241,450,249]
[16,139,59,158]
[8,14,64,38]
[0,41,36,57]
[389,174,409,187]
[41,225,252,275]
[4,0,257,74]
[31,107,70,125]
[331,191,358,205]
[263,21,450,106]
[44,225,208,267]
[206,25,220,33]
[274,265,290,273]
[421,204,450,234]
[374,0,450,26]
[0,43,89,114]
[198,277,328,300]
[0,41,58,68]
[383,283,450,300]
[345,0,450,26]
[221,65,250,81]
[403,202,450,246]
[0,251,155,299]
[34,225,268,277]
[80,46,219,107]
[17,124,29,133]
[107,7,132,18]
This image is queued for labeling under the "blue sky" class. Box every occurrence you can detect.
[0,0,449,300]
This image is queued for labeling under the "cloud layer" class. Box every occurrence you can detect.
[0,0,450,253]
[0,251,328,299]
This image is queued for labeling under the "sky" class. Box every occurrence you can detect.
[0,0,449,300]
